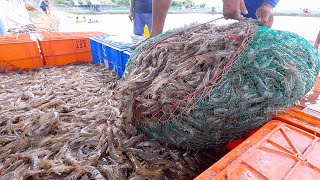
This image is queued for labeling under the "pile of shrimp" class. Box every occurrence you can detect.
[0,63,218,179]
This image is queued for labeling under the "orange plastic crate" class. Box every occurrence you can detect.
[38,32,105,39]
[0,33,37,42]
[196,114,320,179]
[0,34,43,72]
[276,108,320,136]
[225,129,259,150]
[37,32,105,66]
[43,52,93,66]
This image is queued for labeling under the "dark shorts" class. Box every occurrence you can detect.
[134,12,152,35]
[40,5,47,12]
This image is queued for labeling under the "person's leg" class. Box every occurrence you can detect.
[144,13,152,33]
[0,18,7,35]
[134,12,144,36]
[150,0,171,37]
[315,30,320,50]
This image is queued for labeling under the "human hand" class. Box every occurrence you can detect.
[129,11,134,22]
[222,0,248,20]
[256,2,274,27]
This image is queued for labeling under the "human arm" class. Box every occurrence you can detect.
[315,31,320,49]
[46,0,51,6]
[129,0,135,22]
[149,0,172,37]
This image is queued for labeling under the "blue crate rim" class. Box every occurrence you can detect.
[123,50,133,56]
[90,38,130,51]
[90,35,144,51]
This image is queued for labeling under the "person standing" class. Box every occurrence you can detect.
[40,0,50,15]
[129,0,153,36]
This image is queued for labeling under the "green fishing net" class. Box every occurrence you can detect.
[123,20,320,150]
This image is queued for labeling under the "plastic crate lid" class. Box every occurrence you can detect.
[0,33,35,43]
[123,50,133,56]
[276,108,320,135]
[37,32,106,41]
[91,35,145,50]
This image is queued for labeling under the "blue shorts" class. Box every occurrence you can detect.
[134,12,152,35]
[40,5,47,12]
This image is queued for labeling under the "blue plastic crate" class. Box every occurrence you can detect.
[113,50,133,77]
[123,49,132,57]
[92,53,109,68]
[121,50,132,67]
[90,39,103,56]
[90,35,144,77]
[90,35,143,56]
[110,62,125,77]
[103,43,128,70]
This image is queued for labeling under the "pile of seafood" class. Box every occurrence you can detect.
[123,21,255,115]
[122,20,320,150]
[0,64,218,179]
[121,20,257,150]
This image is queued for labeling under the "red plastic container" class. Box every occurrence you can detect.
[0,33,43,72]
[196,110,320,180]
[37,32,105,66]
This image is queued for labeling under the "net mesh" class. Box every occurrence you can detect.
[121,19,320,150]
